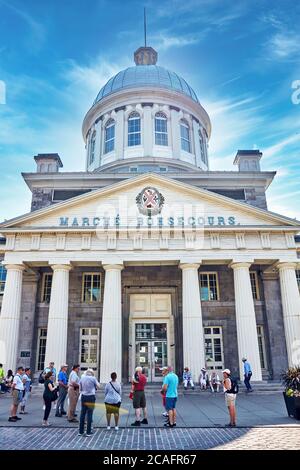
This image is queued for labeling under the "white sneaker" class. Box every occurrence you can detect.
[107,426,111,430]
[115,426,119,431]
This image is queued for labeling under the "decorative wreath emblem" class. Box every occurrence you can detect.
[136,187,165,216]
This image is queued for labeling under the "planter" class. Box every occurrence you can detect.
[283,392,300,420]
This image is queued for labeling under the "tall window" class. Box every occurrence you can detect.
[250,271,260,300]
[155,112,168,146]
[180,120,191,153]
[204,326,224,370]
[89,131,96,164]
[0,265,7,294]
[200,273,219,301]
[199,131,206,163]
[296,270,300,293]
[41,273,53,303]
[82,273,101,302]
[104,119,115,154]
[257,326,267,369]
[128,111,141,146]
[36,328,47,370]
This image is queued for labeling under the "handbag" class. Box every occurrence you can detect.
[51,387,58,402]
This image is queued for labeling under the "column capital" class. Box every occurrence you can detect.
[102,264,124,271]
[3,263,26,272]
[229,261,252,270]
[179,263,200,271]
[277,261,298,271]
[50,263,72,271]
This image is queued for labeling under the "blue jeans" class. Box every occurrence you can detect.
[244,373,252,390]
[79,395,96,434]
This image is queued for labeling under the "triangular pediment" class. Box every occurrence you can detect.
[1,173,299,231]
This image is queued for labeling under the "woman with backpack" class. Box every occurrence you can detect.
[104,372,122,430]
[222,369,238,427]
[42,371,58,426]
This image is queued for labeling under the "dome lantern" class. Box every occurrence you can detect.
[134,46,158,65]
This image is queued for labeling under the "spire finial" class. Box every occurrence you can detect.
[144,7,147,47]
[134,8,158,66]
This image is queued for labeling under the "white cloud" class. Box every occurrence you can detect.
[267,32,300,60]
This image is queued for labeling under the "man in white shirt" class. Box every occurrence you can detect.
[68,364,81,422]
[78,369,100,436]
[9,366,25,422]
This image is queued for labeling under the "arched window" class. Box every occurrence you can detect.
[104,119,115,154]
[199,131,206,163]
[180,120,191,153]
[155,112,168,146]
[128,111,141,146]
[89,131,96,164]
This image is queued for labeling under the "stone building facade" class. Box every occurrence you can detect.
[0,45,300,383]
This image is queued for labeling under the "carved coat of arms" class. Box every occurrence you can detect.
[136,187,165,216]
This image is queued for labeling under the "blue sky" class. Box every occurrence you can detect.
[0,0,300,221]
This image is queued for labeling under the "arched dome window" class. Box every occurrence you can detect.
[180,120,191,153]
[89,130,96,164]
[104,119,115,154]
[198,130,206,163]
[128,111,141,147]
[155,112,168,146]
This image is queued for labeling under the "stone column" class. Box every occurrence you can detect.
[231,262,262,380]
[44,264,71,369]
[0,264,25,371]
[115,107,125,159]
[179,263,205,382]
[143,105,153,157]
[100,264,123,383]
[278,262,300,366]
[170,108,181,159]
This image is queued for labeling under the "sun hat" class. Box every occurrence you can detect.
[222,369,231,375]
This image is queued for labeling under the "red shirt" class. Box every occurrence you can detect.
[134,373,147,391]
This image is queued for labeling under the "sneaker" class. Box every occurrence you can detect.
[141,418,148,425]
[164,422,174,428]
[131,421,141,427]
[86,433,92,437]
[78,433,84,436]
[42,421,51,426]
[115,426,119,431]
[8,417,17,422]
[68,418,79,423]
[107,426,111,430]
[162,412,168,417]
[14,416,22,420]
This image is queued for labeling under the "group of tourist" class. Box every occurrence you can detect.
[0,357,253,431]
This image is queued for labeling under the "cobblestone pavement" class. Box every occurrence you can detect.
[0,426,299,450]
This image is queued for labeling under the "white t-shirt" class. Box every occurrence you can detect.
[68,370,80,386]
[13,374,24,391]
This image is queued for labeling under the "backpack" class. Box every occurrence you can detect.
[227,376,239,394]
[38,371,45,384]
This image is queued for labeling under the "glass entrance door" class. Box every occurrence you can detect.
[135,323,168,382]
[79,328,99,377]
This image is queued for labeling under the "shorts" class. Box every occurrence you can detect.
[133,390,146,409]
[225,393,236,407]
[165,397,177,411]
[105,403,120,415]
[12,389,22,406]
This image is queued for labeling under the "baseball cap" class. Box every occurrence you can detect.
[159,366,168,371]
